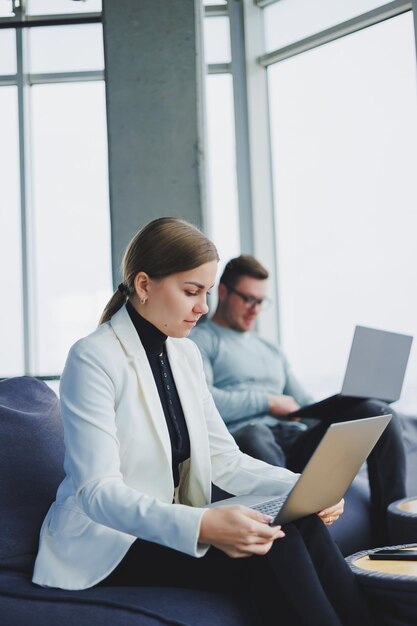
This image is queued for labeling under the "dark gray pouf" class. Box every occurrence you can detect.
[388,497,417,545]
[346,543,417,626]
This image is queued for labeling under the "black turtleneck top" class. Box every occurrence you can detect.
[126,301,191,487]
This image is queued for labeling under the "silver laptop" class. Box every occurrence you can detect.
[292,325,413,418]
[207,414,391,526]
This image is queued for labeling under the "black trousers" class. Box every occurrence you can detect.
[99,514,373,626]
[233,399,406,545]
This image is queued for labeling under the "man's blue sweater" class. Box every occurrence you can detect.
[190,319,313,433]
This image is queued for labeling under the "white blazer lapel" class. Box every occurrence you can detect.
[110,307,172,469]
[167,339,211,506]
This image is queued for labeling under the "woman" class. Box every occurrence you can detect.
[33,217,373,625]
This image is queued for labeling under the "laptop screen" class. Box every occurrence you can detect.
[341,325,413,402]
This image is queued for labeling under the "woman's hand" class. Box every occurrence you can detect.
[199,505,285,558]
[318,498,344,526]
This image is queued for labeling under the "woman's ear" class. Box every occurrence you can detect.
[133,272,150,304]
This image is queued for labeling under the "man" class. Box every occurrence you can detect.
[190,255,406,545]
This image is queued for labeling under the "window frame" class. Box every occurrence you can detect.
[0,3,103,377]
[238,0,417,343]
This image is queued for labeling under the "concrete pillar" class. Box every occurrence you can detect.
[102,0,207,283]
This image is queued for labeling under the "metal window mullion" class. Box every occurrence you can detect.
[204,5,228,18]
[228,0,254,254]
[16,26,37,374]
[207,62,231,74]
[411,0,417,70]
[0,12,102,28]
[0,74,17,86]
[258,0,412,66]
[240,0,280,344]
[25,12,101,23]
[28,70,104,85]
[255,0,280,7]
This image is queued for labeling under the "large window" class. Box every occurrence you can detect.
[0,1,111,379]
[204,4,240,276]
[268,11,417,413]
[0,86,23,376]
[31,81,110,374]
[263,0,398,51]
[205,74,240,271]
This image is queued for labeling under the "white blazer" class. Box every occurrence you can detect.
[32,306,298,590]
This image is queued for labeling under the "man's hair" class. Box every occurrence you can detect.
[219,255,269,289]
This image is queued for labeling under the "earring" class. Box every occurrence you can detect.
[140,297,147,305]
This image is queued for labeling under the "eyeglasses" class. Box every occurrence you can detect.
[227,286,271,311]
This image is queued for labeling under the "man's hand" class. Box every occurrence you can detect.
[268,394,300,417]
[318,499,345,526]
[199,505,285,558]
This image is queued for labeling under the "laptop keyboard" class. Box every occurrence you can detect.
[251,496,286,517]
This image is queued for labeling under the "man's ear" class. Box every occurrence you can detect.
[133,272,150,300]
[218,282,228,303]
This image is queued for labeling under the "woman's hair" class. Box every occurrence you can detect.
[99,217,219,324]
[219,255,268,290]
